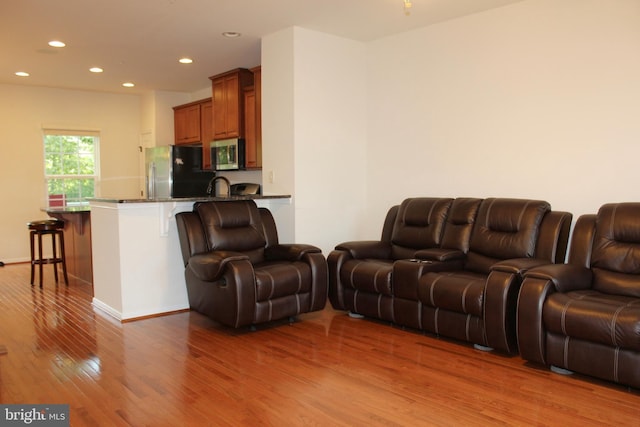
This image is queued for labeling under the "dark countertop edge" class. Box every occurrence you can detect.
[43,206,91,213]
[87,195,291,204]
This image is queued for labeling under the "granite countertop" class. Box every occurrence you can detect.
[43,205,91,213]
[88,194,291,204]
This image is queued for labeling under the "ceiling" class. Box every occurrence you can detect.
[0,0,523,95]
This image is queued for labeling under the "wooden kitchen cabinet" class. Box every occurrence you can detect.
[243,66,262,168]
[173,102,202,145]
[173,98,214,168]
[200,99,213,168]
[210,68,254,140]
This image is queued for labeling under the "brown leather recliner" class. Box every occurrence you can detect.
[176,200,328,328]
[518,203,640,388]
[329,197,572,354]
[328,197,465,321]
[412,198,571,353]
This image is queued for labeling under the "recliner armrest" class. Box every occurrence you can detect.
[414,248,465,262]
[334,241,391,259]
[524,264,593,293]
[265,244,321,262]
[491,258,550,276]
[188,251,250,281]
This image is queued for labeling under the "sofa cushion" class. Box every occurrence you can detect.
[339,259,393,296]
[255,261,312,302]
[196,200,266,264]
[543,290,640,351]
[591,203,640,297]
[467,198,550,273]
[417,271,486,316]
[390,198,453,259]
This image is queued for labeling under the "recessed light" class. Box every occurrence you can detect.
[122,82,135,88]
[15,71,30,77]
[179,58,193,64]
[222,31,241,38]
[48,40,66,48]
[89,67,104,73]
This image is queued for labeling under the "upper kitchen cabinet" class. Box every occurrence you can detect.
[210,68,254,140]
[244,66,262,168]
[173,98,212,147]
[173,101,201,145]
[173,98,214,168]
[200,99,213,169]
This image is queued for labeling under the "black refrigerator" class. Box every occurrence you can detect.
[145,146,215,198]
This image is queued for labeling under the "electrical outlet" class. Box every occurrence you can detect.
[268,170,274,184]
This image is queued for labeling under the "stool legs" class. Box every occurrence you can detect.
[58,230,68,284]
[29,230,36,285]
[29,229,68,288]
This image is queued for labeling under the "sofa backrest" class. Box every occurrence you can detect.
[440,198,483,253]
[466,198,550,274]
[590,203,640,298]
[195,200,266,264]
[390,198,453,259]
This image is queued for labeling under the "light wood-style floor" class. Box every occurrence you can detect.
[0,263,638,426]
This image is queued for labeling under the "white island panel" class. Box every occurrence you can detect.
[90,197,292,321]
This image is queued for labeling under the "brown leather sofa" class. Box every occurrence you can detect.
[518,203,640,388]
[176,200,328,328]
[329,197,571,354]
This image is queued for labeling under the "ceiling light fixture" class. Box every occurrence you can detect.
[179,58,193,64]
[403,0,412,15]
[89,67,104,73]
[15,71,30,77]
[48,40,66,48]
[222,31,241,38]
[122,82,135,88]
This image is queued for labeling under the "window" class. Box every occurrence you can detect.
[43,131,99,206]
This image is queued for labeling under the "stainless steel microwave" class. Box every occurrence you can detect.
[210,138,245,170]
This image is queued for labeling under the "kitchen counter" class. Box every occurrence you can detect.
[89,196,292,321]
[89,194,290,204]
[43,207,93,287]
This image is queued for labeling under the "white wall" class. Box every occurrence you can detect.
[0,84,142,262]
[364,0,640,233]
[262,27,368,254]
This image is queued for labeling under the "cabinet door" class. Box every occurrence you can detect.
[252,66,262,168]
[211,69,254,141]
[244,87,257,168]
[200,100,213,169]
[212,78,228,140]
[223,74,241,138]
[174,104,201,144]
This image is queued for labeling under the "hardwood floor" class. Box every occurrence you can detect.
[0,263,638,426]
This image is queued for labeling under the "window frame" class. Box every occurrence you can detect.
[42,129,101,207]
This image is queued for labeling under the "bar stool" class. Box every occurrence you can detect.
[28,219,69,287]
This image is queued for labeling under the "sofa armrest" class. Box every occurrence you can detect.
[414,248,466,262]
[334,241,391,259]
[265,243,321,262]
[491,257,550,276]
[524,264,593,293]
[187,251,250,282]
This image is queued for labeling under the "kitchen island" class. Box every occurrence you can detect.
[44,205,93,287]
[89,195,292,321]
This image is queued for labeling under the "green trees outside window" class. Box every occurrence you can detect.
[44,133,98,206]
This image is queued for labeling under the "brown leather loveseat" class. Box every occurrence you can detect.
[329,197,571,354]
[517,202,640,388]
[176,200,328,328]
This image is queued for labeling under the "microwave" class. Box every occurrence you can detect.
[211,138,245,170]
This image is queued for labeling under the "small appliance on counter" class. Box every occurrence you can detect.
[211,138,245,170]
[145,145,215,198]
[230,183,261,196]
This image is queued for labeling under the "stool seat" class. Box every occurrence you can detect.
[28,219,65,232]
[28,218,68,287]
